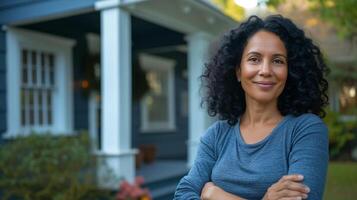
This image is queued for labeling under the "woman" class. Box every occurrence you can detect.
[174,15,329,200]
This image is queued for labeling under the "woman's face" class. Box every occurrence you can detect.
[237,30,288,105]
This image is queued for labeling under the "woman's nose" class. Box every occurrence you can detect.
[258,60,272,76]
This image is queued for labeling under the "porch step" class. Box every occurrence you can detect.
[136,160,188,200]
[147,175,182,200]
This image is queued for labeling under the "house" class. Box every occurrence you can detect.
[0,0,237,198]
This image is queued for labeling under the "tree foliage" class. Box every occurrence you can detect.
[268,0,357,38]
[212,0,245,21]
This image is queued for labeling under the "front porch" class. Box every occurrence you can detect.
[137,160,187,199]
[2,0,237,193]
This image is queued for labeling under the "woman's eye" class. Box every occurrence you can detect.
[248,57,259,63]
[273,59,285,64]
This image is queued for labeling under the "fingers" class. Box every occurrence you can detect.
[279,174,304,182]
[265,174,310,200]
[280,197,305,200]
[201,182,216,200]
[204,182,215,187]
[276,174,310,193]
[277,190,308,199]
[275,180,309,194]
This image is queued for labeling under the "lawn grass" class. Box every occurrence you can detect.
[324,162,357,200]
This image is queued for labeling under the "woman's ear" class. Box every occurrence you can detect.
[236,67,241,82]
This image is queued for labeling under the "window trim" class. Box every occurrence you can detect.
[139,53,176,133]
[4,27,75,137]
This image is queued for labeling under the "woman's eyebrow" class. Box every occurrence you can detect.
[246,51,261,56]
[246,52,287,59]
[272,54,287,59]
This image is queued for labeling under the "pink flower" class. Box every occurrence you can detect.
[116,177,152,200]
[135,176,145,185]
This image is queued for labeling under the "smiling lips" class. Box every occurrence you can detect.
[253,81,276,89]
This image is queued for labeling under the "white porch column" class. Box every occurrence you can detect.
[95,1,136,188]
[186,32,214,167]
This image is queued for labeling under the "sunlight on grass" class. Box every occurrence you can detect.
[324,162,357,200]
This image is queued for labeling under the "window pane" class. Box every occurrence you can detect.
[29,109,34,125]
[29,90,34,125]
[32,51,37,85]
[33,90,38,125]
[47,91,52,124]
[38,91,43,125]
[22,49,28,84]
[29,89,34,106]
[145,70,169,123]
[147,95,168,122]
[49,54,55,86]
[41,52,46,85]
[39,110,43,125]
[21,109,26,126]
[48,109,52,125]
[42,90,47,125]
[21,89,26,126]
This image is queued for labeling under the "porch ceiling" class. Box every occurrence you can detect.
[121,0,238,36]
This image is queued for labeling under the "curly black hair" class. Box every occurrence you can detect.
[201,15,329,126]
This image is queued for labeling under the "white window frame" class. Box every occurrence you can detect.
[4,27,75,137]
[139,53,176,133]
[333,83,357,121]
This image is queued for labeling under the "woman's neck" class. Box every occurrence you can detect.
[241,99,283,126]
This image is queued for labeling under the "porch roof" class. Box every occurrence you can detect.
[111,0,238,36]
[1,0,238,37]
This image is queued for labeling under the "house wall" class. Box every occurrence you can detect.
[0,0,96,139]
[132,52,188,160]
[131,17,189,160]
[20,14,98,131]
[0,30,6,137]
[2,11,189,159]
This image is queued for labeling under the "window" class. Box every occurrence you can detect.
[339,83,357,116]
[5,27,75,137]
[139,54,176,132]
[20,50,55,127]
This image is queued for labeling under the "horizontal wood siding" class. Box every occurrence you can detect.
[0,0,96,25]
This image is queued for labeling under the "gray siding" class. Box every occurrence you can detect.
[0,0,96,25]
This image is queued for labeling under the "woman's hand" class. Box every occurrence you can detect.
[201,182,246,200]
[262,174,310,200]
[201,182,221,200]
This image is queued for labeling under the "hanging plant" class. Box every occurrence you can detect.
[132,52,150,102]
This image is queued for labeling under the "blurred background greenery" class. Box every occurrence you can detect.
[0,133,112,200]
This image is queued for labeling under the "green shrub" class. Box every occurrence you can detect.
[0,132,111,200]
[324,110,356,159]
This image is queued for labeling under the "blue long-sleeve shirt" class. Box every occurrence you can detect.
[174,113,329,200]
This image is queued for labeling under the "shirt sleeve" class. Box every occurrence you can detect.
[288,114,329,200]
[173,122,219,200]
